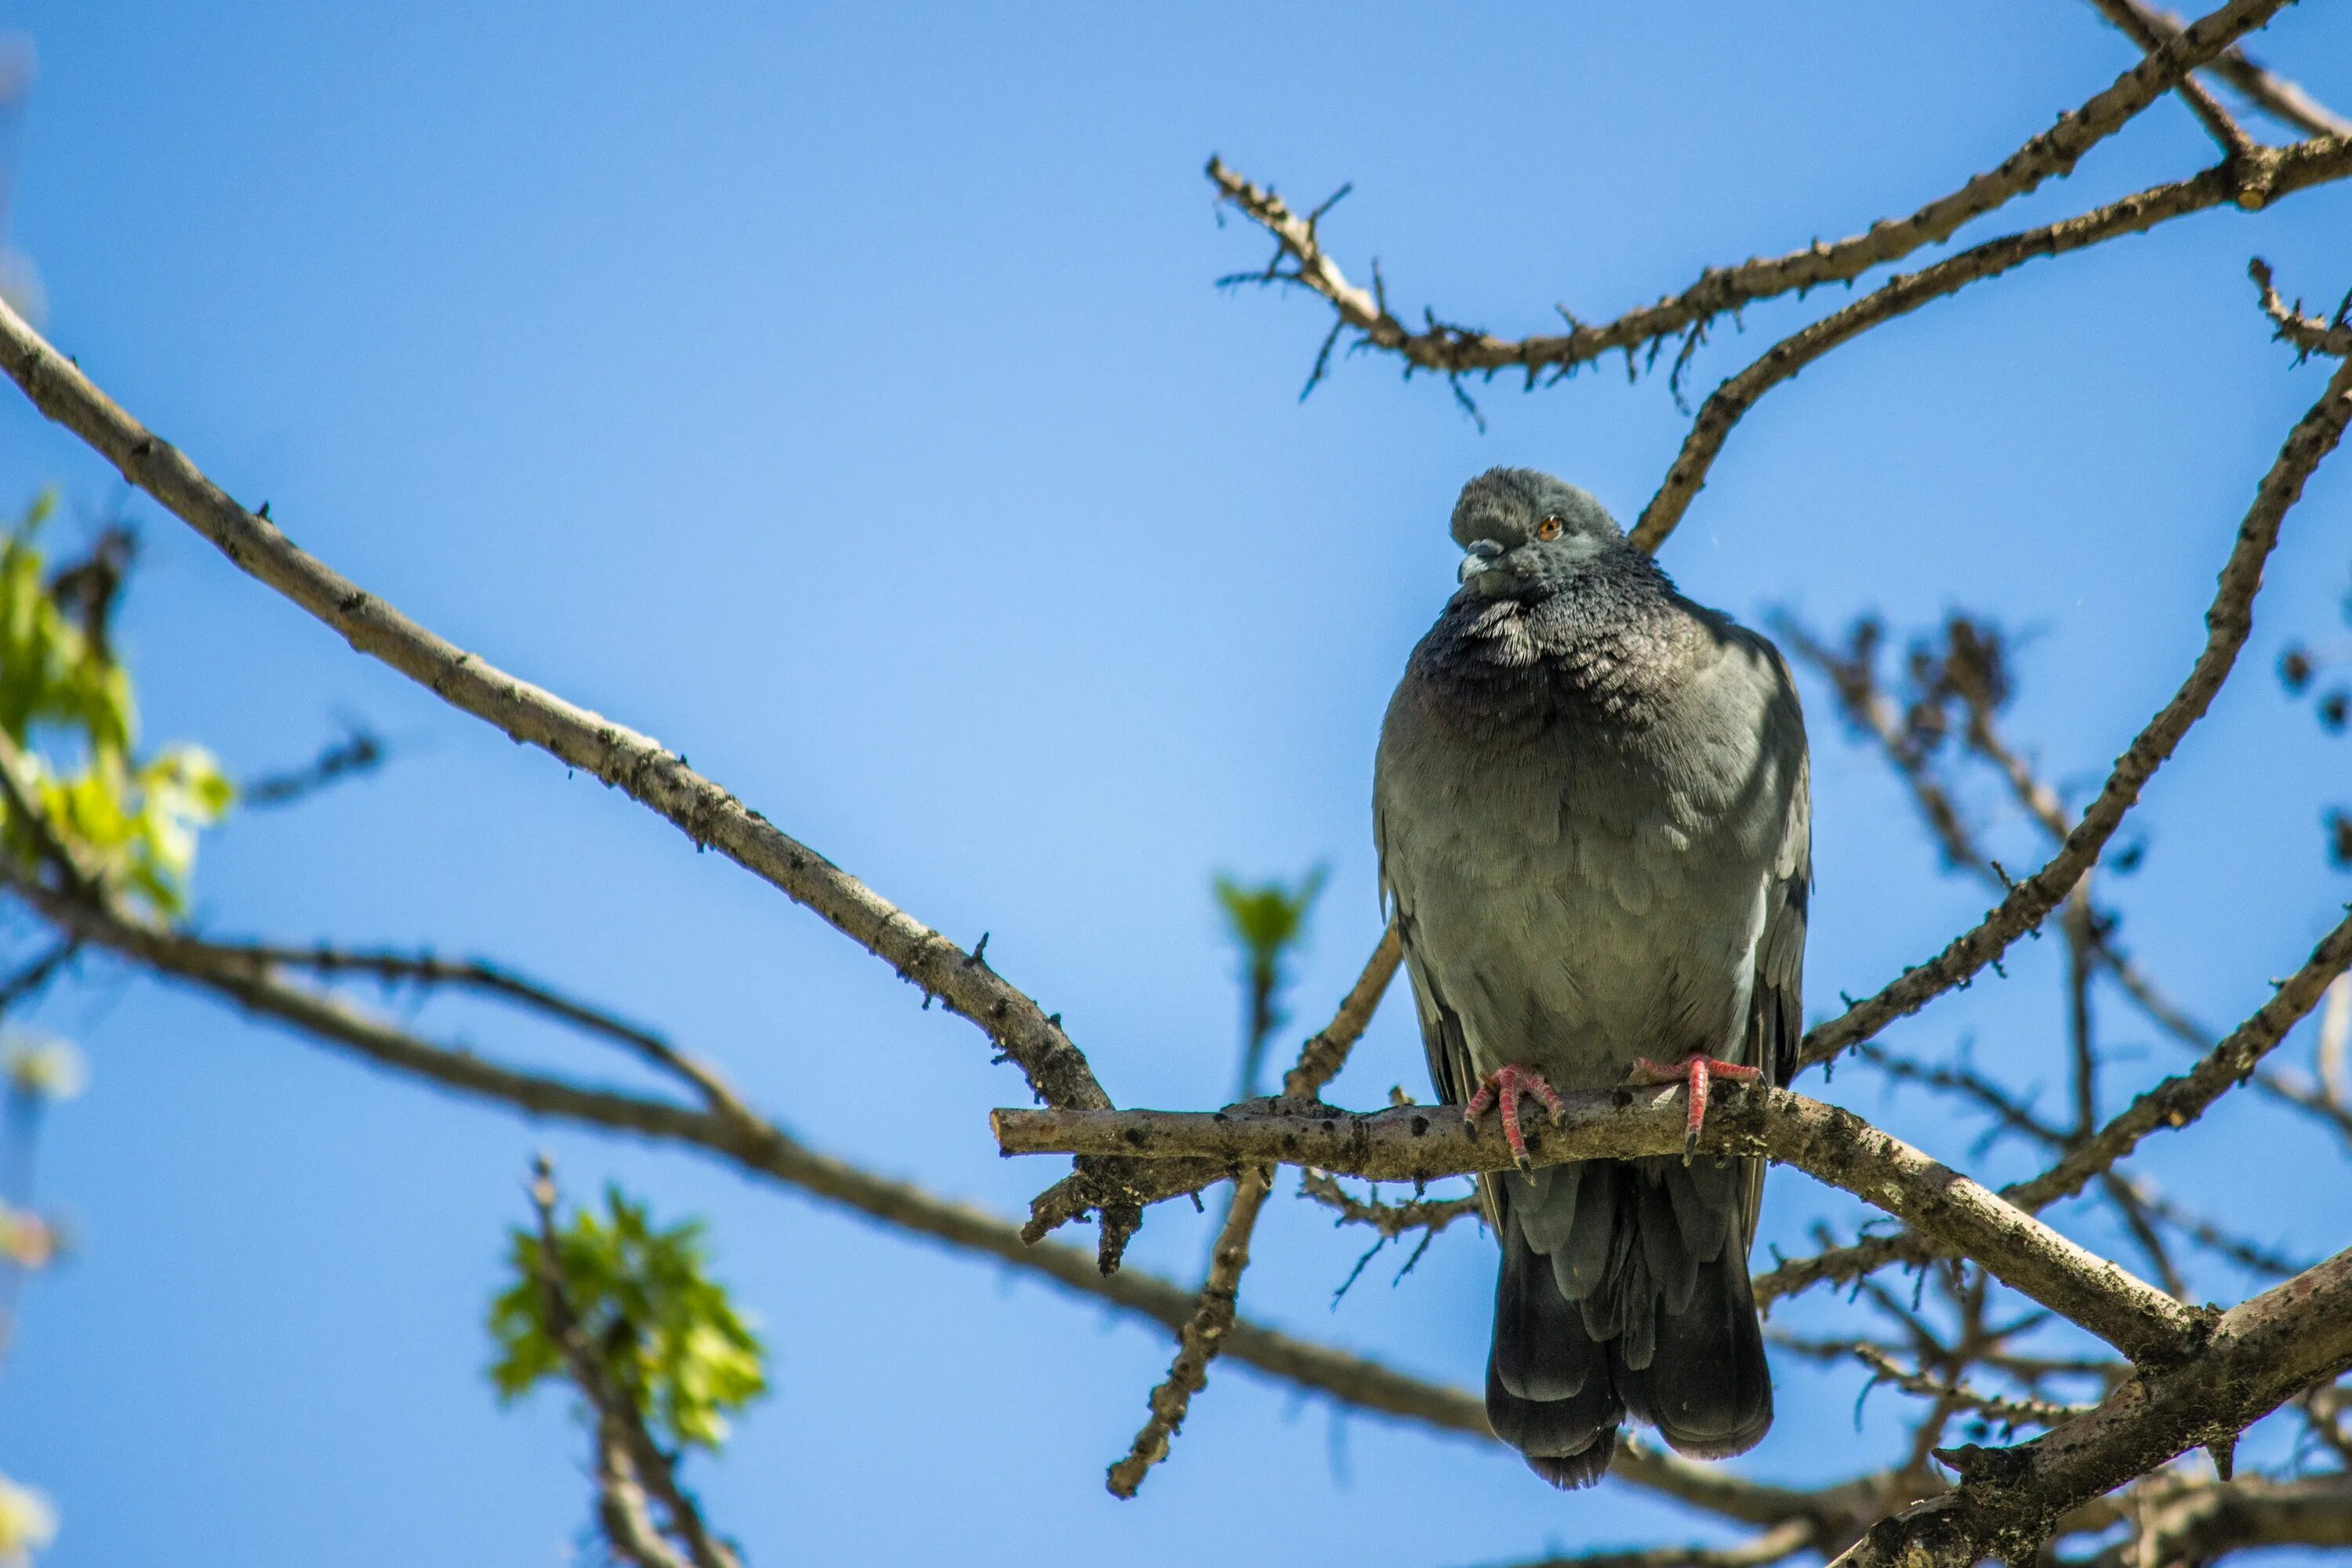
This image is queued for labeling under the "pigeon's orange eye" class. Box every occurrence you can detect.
[1536,516,1564,541]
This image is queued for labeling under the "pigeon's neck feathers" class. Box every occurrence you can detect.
[1417,546,1695,732]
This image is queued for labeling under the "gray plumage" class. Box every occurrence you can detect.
[1373,470,1809,1488]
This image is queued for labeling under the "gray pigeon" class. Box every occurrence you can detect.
[1373,469,1809,1488]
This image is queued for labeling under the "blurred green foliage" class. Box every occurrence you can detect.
[488,1185,768,1450]
[1214,866,1326,1098]
[2,1039,82,1103]
[0,1474,57,1568]
[0,492,232,913]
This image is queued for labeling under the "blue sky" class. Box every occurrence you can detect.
[2,4,2350,1564]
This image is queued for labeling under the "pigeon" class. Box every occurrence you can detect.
[1372,469,1809,1489]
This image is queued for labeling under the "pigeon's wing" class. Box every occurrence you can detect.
[1375,789,1510,1235]
[1738,648,1812,1248]
[1374,798,1475,1112]
[1751,742,1811,1091]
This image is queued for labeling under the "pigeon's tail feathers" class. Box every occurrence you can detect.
[1486,1175,1624,1488]
[1494,1158,1773,1475]
[1612,1159,1773,1461]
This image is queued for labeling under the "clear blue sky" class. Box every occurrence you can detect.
[2,4,2349,1564]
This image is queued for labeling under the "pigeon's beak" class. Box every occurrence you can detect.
[1457,538,1506,585]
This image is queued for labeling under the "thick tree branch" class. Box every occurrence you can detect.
[1207,0,2290,389]
[1018,921,1399,1244]
[1834,1248,2352,1568]
[0,849,1839,1526]
[994,1088,2202,1363]
[0,289,1217,1269]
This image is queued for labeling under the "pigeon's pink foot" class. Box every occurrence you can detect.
[1629,1054,1762,1161]
[1463,1065,1568,1173]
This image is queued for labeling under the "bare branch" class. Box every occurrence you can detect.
[0,853,1844,1530]
[215,939,756,1123]
[995,1089,2203,1363]
[238,727,385,808]
[1104,1163,1271,1497]
[1296,1169,1482,1240]
[2080,0,2265,159]
[1780,609,2352,1156]
[0,288,1205,1269]
[1207,0,2295,390]
[2081,0,2352,139]
[2250,257,2352,359]
[1629,140,2350,550]
[2007,903,2352,1211]
[1849,1344,2089,1432]
[1282,920,1401,1101]
[1019,920,1399,1245]
[1797,348,2352,1071]
[1098,921,1400,1496]
[1832,1247,2352,1568]
[1761,904,2352,1314]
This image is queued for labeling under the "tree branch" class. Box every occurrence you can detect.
[0,845,1847,1528]
[0,288,1207,1269]
[994,1088,2202,1363]
[1833,1247,2352,1568]
[2080,0,2265,161]
[1628,138,2350,550]
[1207,0,2292,390]
[1795,347,2352,1071]
[527,1160,742,1568]
[2250,256,2352,359]
[1098,920,1400,1496]
[2081,0,2352,139]
[214,939,757,1123]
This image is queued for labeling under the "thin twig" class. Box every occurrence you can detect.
[1099,922,1401,1496]
[2250,258,2352,359]
[528,1160,742,1568]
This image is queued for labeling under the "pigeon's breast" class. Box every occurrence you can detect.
[1376,630,1796,1091]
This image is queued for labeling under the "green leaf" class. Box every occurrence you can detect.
[1212,866,1327,968]
[0,495,234,914]
[488,1186,768,1451]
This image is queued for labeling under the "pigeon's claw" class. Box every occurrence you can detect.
[1628,1054,1762,1163]
[1463,1065,1567,1174]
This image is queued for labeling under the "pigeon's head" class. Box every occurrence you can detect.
[1448,469,1628,599]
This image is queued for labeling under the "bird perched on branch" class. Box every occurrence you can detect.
[1374,470,1809,1488]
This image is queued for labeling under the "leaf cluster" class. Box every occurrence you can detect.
[0,493,231,912]
[488,1186,768,1451]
